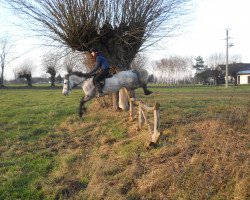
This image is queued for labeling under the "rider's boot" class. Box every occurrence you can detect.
[143,85,153,95]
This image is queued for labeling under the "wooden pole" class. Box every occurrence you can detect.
[154,103,160,132]
[152,103,161,144]
[131,100,161,147]
[112,92,119,111]
[141,105,153,134]
[138,101,144,130]
[129,98,135,120]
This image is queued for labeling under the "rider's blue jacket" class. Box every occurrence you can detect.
[88,53,110,74]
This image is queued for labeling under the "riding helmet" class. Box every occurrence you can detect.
[90,47,99,53]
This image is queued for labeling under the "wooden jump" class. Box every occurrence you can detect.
[129,98,161,148]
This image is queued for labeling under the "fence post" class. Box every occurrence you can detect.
[129,98,135,120]
[151,103,161,144]
[141,105,153,134]
[138,101,144,130]
[130,100,161,148]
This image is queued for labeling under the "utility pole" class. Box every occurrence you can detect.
[225,29,234,88]
[225,29,229,88]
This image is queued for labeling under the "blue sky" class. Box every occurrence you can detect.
[1,0,250,79]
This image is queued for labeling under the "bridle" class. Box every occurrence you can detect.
[64,75,86,92]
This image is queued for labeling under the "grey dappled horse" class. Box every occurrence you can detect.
[62,69,152,117]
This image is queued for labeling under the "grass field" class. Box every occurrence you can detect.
[0,85,249,199]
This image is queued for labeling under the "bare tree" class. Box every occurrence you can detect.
[206,53,226,85]
[2,0,192,70]
[0,34,12,87]
[63,51,87,74]
[12,67,19,81]
[42,53,60,87]
[154,56,192,84]
[130,53,148,70]
[206,53,242,69]
[206,53,225,69]
[229,54,242,64]
[17,59,34,87]
[154,58,168,83]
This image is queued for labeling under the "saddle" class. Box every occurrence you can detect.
[92,73,113,89]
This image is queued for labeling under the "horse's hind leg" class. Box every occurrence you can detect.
[142,84,153,95]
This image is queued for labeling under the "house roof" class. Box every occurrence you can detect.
[237,70,250,75]
[219,63,250,72]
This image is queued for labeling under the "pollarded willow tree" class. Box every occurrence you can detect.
[42,53,61,87]
[17,59,34,87]
[2,0,192,70]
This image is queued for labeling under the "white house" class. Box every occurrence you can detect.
[237,70,250,84]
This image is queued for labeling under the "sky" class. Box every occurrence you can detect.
[1,0,250,80]
[146,0,250,62]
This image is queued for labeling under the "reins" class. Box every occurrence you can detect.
[70,80,84,90]
[66,75,92,91]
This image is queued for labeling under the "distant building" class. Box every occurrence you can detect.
[219,63,250,84]
[237,70,250,84]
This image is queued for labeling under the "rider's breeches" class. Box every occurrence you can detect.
[93,69,110,91]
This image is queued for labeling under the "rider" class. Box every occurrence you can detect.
[86,47,111,97]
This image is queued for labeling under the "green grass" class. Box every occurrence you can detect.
[145,85,250,125]
[0,85,249,199]
[0,88,82,199]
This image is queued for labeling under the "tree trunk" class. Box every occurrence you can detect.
[50,73,56,87]
[27,77,32,87]
[0,64,4,86]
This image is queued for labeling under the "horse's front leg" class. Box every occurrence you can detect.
[79,95,93,118]
[128,90,136,99]
[79,97,85,118]
[142,84,153,95]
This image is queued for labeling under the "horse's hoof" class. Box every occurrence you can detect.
[147,142,157,150]
[144,90,153,95]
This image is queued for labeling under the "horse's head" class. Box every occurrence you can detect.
[62,72,88,96]
[62,74,71,96]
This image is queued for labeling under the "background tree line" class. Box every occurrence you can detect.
[1,48,247,87]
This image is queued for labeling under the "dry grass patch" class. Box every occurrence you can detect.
[136,120,249,199]
[40,99,249,199]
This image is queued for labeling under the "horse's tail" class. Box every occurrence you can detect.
[133,69,149,86]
